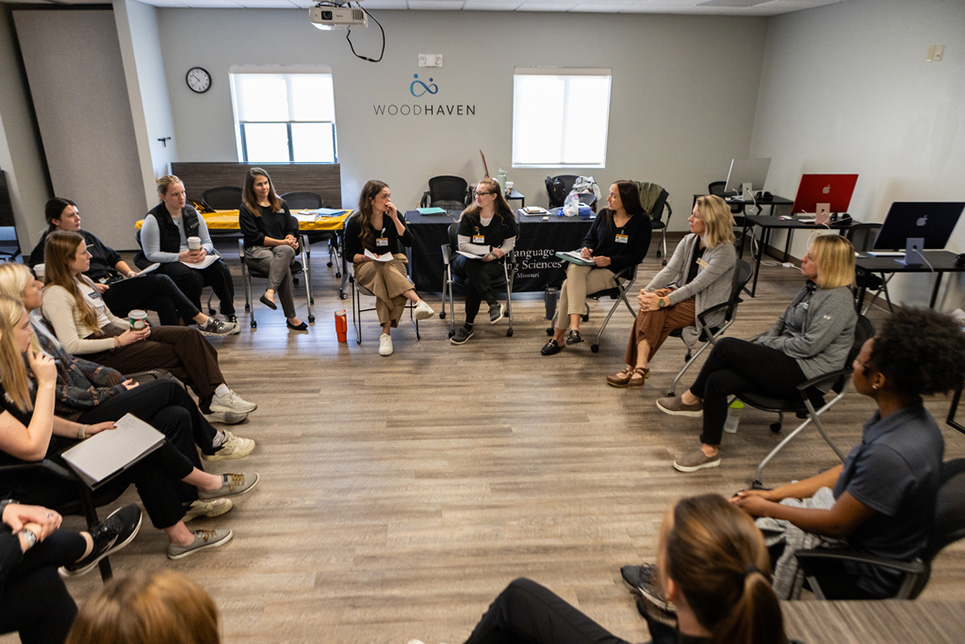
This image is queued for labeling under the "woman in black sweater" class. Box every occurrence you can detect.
[541,180,652,355]
[238,168,306,331]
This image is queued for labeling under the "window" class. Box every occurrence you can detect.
[512,68,611,168]
[229,67,337,163]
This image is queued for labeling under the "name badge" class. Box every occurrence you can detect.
[86,290,101,300]
[615,233,629,244]
[472,234,486,244]
[696,257,710,268]
[376,237,389,247]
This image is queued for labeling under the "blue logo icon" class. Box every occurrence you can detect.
[410,74,439,97]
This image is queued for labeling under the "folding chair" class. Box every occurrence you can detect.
[237,239,315,329]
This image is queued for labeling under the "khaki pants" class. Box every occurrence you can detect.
[354,254,413,327]
[555,263,616,326]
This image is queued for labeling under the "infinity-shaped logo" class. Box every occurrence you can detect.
[410,74,439,97]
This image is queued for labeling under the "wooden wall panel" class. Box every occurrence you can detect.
[170,162,342,208]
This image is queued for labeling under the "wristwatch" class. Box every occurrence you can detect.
[658,297,666,309]
[17,528,38,550]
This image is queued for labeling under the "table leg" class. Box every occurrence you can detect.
[947,380,965,435]
[929,273,944,309]
[750,227,768,298]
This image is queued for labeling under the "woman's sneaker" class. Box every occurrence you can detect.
[450,325,474,345]
[210,390,257,414]
[183,498,233,523]
[199,317,240,336]
[201,430,255,461]
[620,563,675,613]
[198,472,260,500]
[488,303,505,324]
[62,504,142,576]
[167,528,233,560]
[413,300,435,320]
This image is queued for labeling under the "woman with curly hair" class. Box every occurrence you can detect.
[732,307,965,599]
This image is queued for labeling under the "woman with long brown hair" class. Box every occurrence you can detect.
[343,180,435,356]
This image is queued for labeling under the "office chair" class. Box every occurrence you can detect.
[748,314,875,488]
[796,457,965,600]
[545,175,580,209]
[281,191,341,282]
[236,239,314,329]
[845,223,894,314]
[420,176,471,211]
[439,222,515,338]
[201,186,243,210]
[635,181,673,265]
[666,259,753,396]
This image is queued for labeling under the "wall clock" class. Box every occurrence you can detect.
[186,67,211,94]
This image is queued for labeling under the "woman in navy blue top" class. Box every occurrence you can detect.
[541,180,651,356]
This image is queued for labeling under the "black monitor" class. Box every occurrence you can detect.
[723,157,771,194]
[872,202,965,250]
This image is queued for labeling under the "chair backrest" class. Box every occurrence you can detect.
[545,175,579,208]
[446,221,459,255]
[427,175,470,210]
[202,186,243,210]
[829,314,875,394]
[281,191,324,210]
[723,259,753,323]
[845,223,883,253]
[635,181,670,224]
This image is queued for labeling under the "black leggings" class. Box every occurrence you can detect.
[102,273,201,326]
[452,255,504,325]
[689,337,807,447]
[155,260,235,317]
[0,530,85,644]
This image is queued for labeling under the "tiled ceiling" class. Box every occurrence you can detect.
[9,0,847,16]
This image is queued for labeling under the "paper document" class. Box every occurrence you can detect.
[364,250,394,263]
[296,208,348,221]
[60,413,165,488]
[131,263,160,277]
[458,244,491,258]
[523,206,548,215]
[180,254,220,270]
[555,250,595,266]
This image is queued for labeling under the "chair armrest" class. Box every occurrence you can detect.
[440,244,452,266]
[694,298,740,326]
[0,458,76,482]
[795,548,924,576]
[420,191,430,208]
[795,367,851,394]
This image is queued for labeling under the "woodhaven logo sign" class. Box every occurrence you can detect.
[373,74,476,117]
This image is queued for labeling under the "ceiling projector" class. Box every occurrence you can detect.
[310,5,368,30]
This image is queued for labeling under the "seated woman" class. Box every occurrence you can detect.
[449,177,518,346]
[410,494,788,644]
[0,262,254,474]
[29,198,236,335]
[1,501,140,644]
[41,231,256,420]
[138,175,236,324]
[541,181,652,356]
[344,180,435,357]
[0,295,258,560]
[656,235,857,472]
[66,568,221,644]
[732,308,965,599]
[238,168,307,331]
[607,195,736,388]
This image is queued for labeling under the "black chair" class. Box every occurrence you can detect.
[201,186,243,210]
[544,175,580,209]
[635,181,673,265]
[281,190,340,288]
[439,222,514,338]
[748,314,875,488]
[236,239,314,329]
[796,457,965,599]
[420,176,470,212]
[846,223,894,314]
[666,259,753,396]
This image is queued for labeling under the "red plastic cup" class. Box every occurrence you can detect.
[334,309,347,343]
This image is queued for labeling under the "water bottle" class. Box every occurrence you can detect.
[544,287,558,320]
[497,169,507,195]
[723,400,744,434]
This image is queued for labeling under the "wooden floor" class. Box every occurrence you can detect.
[9,241,965,644]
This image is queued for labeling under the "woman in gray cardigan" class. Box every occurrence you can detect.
[607,195,736,388]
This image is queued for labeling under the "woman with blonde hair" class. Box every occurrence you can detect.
[344,180,435,356]
[607,195,736,388]
[66,569,220,644]
[656,234,857,472]
[238,167,307,331]
[41,230,257,421]
[449,177,518,345]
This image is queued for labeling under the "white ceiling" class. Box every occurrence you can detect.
[11,0,848,16]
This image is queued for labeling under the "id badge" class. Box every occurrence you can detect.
[87,289,101,300]
[472,234,486,245]
[376,237,389,247]
[615,233,629,244]
[696,257,710,268]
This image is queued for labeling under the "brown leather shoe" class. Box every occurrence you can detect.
[607,365,634,387]
[628,367,650,387]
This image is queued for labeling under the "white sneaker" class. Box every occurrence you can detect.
[201,430,255,461]
[413,300,435,321]
[379,333,394,356]
[198,317,240,336]
[210,390,257,414]
[204,410,248,425]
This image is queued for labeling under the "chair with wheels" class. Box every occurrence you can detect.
[201,186,243,211]
[666,259,754,396]
[635,181,673,265]
[236,239,314,329]
[439,222,515,338]
[747,314,875,488]
[281,191,341,285]
[420,176,471,212]
[846,223,894,314]
[544,175,580,209]
[795,457,965,599]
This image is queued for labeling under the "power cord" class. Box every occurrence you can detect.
[347,2,385,63]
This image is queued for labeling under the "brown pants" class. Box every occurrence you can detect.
[623,297,696,366]
[86,325,225,409]
[354,254,414,327]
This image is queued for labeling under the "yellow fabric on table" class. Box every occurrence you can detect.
[135,209,352,232]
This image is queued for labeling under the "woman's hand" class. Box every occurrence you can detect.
[93,283,110,294]
[491,248,505,260]
[2,502,61,538]
[580,247,593,259]
[85,421,116,437]
[593,256,611,267]
[26,348,57,388]
[385,201,399,221]
[284,235,299,250]
[121,379,140,391]
[730,492,776,518]
[116,328,150,347]
[638,291,658,310]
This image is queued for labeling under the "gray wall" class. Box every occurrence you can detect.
[157,9,768,216]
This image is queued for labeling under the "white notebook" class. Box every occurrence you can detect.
[61,413,165,488]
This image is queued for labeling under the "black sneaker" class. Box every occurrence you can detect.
[621,563,675,613]
[450,325,474,345]
[62,504,142,576]
[565,329,583,345]
[488,303,505,324]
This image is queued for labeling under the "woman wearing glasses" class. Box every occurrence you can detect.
[541,180,651,356]
[449,178,518,345]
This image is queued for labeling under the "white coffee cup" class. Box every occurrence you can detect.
[187,236,201,251]
[128,309,148,330]
[34,264,45,281]
[505,181,515,194]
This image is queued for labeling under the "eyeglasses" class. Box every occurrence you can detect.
[474,190,494,196]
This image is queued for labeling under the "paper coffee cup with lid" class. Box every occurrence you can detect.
[128,310,148,330]
[187,236,202,251]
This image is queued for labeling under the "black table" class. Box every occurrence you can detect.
[692,192,793,216]
[742,214,856,297]
[855,250,965,309]
[506,189,525,209]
